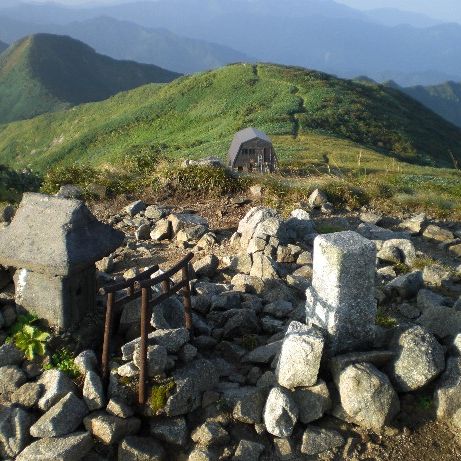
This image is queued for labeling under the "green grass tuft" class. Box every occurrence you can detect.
[149,380,175,414]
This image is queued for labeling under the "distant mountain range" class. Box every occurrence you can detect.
[0,0,461,85]
[0,40,7,53]
[0,34,180,124]
[400,82,461,129]
[0,16,251,74]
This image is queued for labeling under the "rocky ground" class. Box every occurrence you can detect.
[1,185,461,460]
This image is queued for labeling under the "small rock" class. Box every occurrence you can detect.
[385,271,424,299]
[74,350,98,376]
[124,201,146,217]
[149,416,188,446]
[263,301,293,319]
[191,421,229,447]
[301,426,345,455]
[37,370,78,411]
[293,380,331,424]
[0,406,34,458]
[135,223,151,241]
[193,255,220,278]
[106,397,134,419]
[118,436,165,461]
[150,219,172,241]
[399,213,426,234]
[10,382,43,408]
[423,225,454,242]
[263,387,298,437]
[308,189,328,208]
[434,357,461,420]
[133,344,168,377]
[83,412,141,445]
[275,321,324,389]
[83,371,105,411]
[0,365,27,397]
[0,343,23,367]
[233,440,265,461]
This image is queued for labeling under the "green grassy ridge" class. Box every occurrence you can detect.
[401,81,461,129]
[0,33,180,124]
[1,62,461,171]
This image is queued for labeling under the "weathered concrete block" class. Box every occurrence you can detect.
[306,231,377,354]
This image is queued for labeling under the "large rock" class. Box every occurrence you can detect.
[221,386,267,424]
[0,406,34,458]
[233,440,265,461]
[250,253,278,280]
[300,426,345,455]
[243,341,282,364]
[16,432,94,461]
[335,363,400,431]
[124,200,146,217]
[387,326,445,392]
[237,207,278,248]
[118,436,166,461]
[399,213,426,234]
[83,411,141,445]
[423,224,454,242]
[293,380,332,424]
[263,387,298,437]
[133,344,168,377]
[223,309,261,338]
[193,255,219,278]
[434,357,461,420]
[417,306,461,339]
[37,370,78,411]
[168,213,208,235]
[377,239,416,266]
[275,321,324,389]
[306,231,377,354]
[165,359,219,416]
[30,393,89,438]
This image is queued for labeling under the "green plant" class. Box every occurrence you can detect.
[376,310,398,328]
[417,395,433,410]
[149,380,175,414]
[44,347,80,378]
[7,314,50,360]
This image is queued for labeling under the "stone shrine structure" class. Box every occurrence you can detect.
[306,231,377,354]
[0,193,124,329]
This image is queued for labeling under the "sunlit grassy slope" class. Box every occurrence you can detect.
[1,63,461,171]
[0,34,180,124]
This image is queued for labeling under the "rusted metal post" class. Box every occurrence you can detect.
[102,292,114,387]
[182,265,192,331]
[161,279,170,294]
[138,287,149,405]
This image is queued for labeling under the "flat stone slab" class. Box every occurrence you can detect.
[0,193,124,276]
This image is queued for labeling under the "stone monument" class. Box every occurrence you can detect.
[306,231,377,354]
[0,193,124,329]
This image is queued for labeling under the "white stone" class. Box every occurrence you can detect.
[306,231,377,354]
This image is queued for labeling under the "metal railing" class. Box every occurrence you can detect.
[101,252,194,404]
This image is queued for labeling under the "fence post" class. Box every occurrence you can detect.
[101,292,114,387]
[182,265,192,331]
[138,286,149,405]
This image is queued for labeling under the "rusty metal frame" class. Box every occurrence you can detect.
[101,252,194,404]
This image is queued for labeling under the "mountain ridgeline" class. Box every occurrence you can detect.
[0,40,7,53]
[400,81,461,129]
[0,63,461,171]
[0,34,180,124]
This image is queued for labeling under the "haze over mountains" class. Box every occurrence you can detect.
[1,0,461,85]
[0,34,179,123]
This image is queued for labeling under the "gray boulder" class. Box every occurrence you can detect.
[223,309,261,338]
[30,393,89,438]
[385,271,424,299]
[222,386,267,424]
[0,365,27,397]
[145,205,167,222]
[133,344,168,377]
[193,255,219,278]
[0,406,34,458]
[16,431,94,461]
[293,380,332,424]
[37,370,78,411]
[233,440,265,461]
[124,201,146,217]
[423,224,454,242]
[387,326,445,392]
[0,344,23,367]
[83,411,141,445]
[106,397,134,419]
[335,363,400,431]
[191,421,229,447]
[74,350,98,375]
[149,416,188,446]
[377,239,416,266]
[118,436,165,461]
[263,387,298,437]
[250,253,279,280]
[83,371,105,411]
[300,426,345,455]
[150,219,172,241]
[243,341,282,364]
[275,321,324,389]
[165,359,219,416]
[399,213,426,234]
[11,382,44,408]
[434,357,461,420]
[417,306,461,339]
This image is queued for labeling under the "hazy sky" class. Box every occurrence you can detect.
[26,0,461,23]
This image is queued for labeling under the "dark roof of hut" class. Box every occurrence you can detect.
[228,127,272,165]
